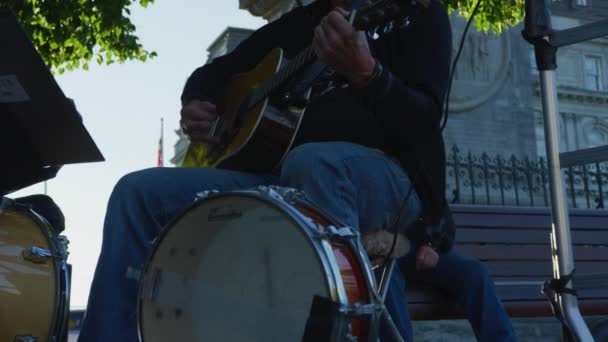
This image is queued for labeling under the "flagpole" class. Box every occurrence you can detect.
[158,117,164,167]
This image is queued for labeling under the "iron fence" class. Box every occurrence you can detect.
[447,145,608,209]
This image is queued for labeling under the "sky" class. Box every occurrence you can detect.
[12,0,266,308]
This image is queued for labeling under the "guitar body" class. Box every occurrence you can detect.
[182,48,309,173]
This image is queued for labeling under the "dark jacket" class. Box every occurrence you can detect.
[181,0,456,251]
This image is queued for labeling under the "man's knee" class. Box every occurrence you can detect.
[111,168,160,204]
[281,143,345,182]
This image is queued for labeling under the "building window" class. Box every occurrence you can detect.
[573,0,588,7]
[529,50,538,74]
[584,56,603,91]
[535,112,546,158]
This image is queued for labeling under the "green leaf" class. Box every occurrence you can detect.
[6,0,157,72]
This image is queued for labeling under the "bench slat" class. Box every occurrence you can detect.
[452,204,608,218]
[455,245,608,261]
[409,300,608,320]
[457,228,608,245]
[482,261,606,277]
[407,283,608,303]
[454,213,608,230]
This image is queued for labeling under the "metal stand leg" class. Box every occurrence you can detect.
[538,69,592,342]
[379,259,397,301]
[377,258,405,342]
[381,310,405,342]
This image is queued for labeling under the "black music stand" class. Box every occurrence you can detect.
[0,10,104,195]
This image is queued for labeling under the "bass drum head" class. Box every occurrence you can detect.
[0,204,63,342]
[140,193,332,342]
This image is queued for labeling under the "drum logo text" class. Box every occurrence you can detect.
[208,206,243,222]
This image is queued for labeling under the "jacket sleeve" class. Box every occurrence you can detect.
[364,1,454,252]
[180,1,329,106]
[358,0,452,142]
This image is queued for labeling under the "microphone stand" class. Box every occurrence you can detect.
[522,0,608,340]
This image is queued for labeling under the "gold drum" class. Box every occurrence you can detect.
[0,197,69,342]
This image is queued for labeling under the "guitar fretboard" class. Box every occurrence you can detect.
[245,0,429,109]
[248,46,317,109]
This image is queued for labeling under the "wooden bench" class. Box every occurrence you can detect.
[407,204,608,324]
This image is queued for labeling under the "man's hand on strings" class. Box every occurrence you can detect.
[180,99,220,144]
[313,8,376,87]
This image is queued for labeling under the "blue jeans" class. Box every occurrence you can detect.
[77,142,422,342]
[381,249,517,342]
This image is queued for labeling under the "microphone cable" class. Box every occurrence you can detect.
[381,0,485,269]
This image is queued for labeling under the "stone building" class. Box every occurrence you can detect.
[531,1,608,159]
[442,1,608,207]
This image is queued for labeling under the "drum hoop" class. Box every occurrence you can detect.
[271,189,384,341]
[267,190,385,341]
[137,188,353,342]
[287,196,380,301]
[349,236,382,341]
[8,203,70,341]
[266,190,351,305]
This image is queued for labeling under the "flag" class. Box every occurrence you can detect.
[157,118,164,167]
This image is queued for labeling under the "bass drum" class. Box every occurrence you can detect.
[0,197,70,342]
[139,186,381,342]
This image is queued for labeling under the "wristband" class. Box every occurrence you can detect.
[360,59,384,88]
[356,59,393,102]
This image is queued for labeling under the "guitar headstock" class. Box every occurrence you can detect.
[352,0,431,34]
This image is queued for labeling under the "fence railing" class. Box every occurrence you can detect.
[447,145,608,209]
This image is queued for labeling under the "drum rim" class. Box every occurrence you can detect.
[294,194,383,341]
[4,202,70,341]
[136,188,352,342]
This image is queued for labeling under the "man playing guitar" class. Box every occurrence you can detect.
[78,0,515,341]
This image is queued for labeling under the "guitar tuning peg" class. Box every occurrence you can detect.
[383,21,395,34]
[367,27,381,40]
[399,17,411,30]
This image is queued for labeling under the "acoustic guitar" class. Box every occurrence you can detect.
[182,0,429,172]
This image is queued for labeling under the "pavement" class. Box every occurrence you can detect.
[68,331,79,342]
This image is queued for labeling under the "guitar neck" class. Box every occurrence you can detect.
[249,46,317,108]
[247,0,431,109]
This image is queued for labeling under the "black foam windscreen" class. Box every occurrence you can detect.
[301,295,341,342]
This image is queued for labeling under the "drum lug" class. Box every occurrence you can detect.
[274,186,306,204]
[308,225,359,241]
[13,335,39,342]
[327,226,359,239]
[256,185,286,202]
[195,190,220,201]
[256,185,307,204]
[340,302,384,317]
[22,246,53,264]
